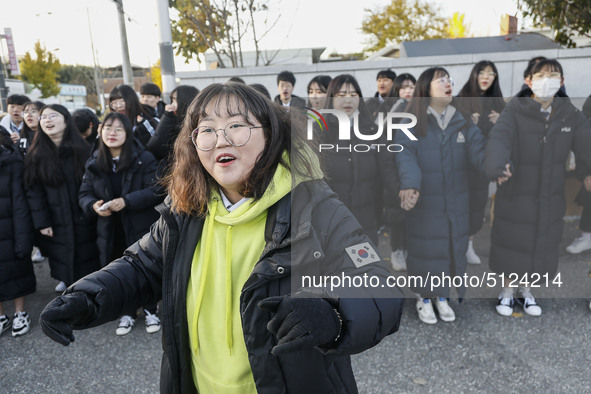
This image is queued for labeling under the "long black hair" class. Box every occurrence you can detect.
[405,67,450,138]
[25,104,90,188]
[171,85,199,122]
[109,84,155,125]
[456,61,505,121]
[392,73,416,98]
[96,112,136,173]
[326,74,372,120]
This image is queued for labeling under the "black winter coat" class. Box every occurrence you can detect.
[134,114,159,148]
[66,180,404,393]
[395,107,486,298]
[79,144,164,268]
[0,139,35,301]
[26,146,100,285]
[485,90,591,276]
[320,115,399,243]
[146,111,180,163]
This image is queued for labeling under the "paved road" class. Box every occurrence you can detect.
[2,219,590,393]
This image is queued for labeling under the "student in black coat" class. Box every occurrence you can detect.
[108,84,159,148]
[0,130,35,337]
[24,104,100,293]
[456,60,506,265]
[19,101,45,155]
[365,69,397,121]
[382,73,416,271]
[319,74,398,245]
[485,59,591,317]
[146,85,199,167]
[79,112,165,336]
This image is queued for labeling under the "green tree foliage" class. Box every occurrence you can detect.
[169,0,279,68]
[18,41,61,98]
[57,64,96,95]
[361,0,451,53]
[518,0,591,47]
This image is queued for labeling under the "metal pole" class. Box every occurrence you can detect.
[87,8,105,112]
[0,34,7,111]
[155,0,176,100]
[115,0,134,86]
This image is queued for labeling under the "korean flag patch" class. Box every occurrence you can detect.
[345,242,380,268]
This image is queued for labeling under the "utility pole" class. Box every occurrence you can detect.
[155,0,176,100]
[87,8,105,112]
[114,0,134,86]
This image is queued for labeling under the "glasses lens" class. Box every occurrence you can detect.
[193,127,217,150]
[225,123,251,147]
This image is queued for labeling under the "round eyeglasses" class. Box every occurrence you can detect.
[190,121,263,151]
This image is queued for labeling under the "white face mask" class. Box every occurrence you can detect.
[531,78,561,99]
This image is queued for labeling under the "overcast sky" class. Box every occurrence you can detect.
[1,0,522,72]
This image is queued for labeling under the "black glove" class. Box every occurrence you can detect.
[258,291,342,356]
[39,292,97,346]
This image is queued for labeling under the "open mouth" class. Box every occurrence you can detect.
[445,89,452,96]
[216,154,236,164]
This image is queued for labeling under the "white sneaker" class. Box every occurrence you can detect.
[116,315,135,336]
[390,249,407,271]
[12,311,30,337]
[31,247,45,262]
[566,236,591,254]
[466,240,481,264]
[517,290,542,316]
[0,315,11,336]
[495,293,514,316]
[434,297,456,322]
[144,310,161,334]
[416,298,437,324]
[589,300,591,312]
[55,281,67,293]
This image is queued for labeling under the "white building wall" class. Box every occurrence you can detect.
[177,47,591,106]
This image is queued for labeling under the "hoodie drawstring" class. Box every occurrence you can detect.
[225,225,233,352]
[191,201,218,351]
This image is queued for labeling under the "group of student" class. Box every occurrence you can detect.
[264,59,591,324]
[0,57,582,392]
[0,82,199,338]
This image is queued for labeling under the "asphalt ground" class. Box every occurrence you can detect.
[1,217,590,393]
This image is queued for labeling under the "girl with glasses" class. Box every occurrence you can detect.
[19,101,45,155]
[108,84,159,150]
[395,67,486,325]
[456,61,506,265]
[24,104,100,294]
[78,112,164,336]
[40,82,403,393]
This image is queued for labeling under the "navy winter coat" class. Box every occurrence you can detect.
[395,107,486,297]
[79,143,164,267]
[485,90,591,276]
[26,146,100,285]
[0,139,35,301]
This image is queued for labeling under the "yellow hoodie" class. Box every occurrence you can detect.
[186,161,293,393]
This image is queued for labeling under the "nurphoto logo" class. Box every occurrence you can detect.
[305,108,418,153]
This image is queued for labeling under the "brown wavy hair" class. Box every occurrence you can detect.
[164,82,315,215]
